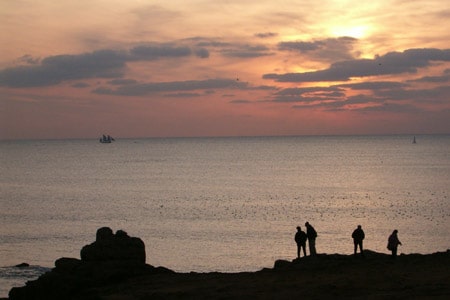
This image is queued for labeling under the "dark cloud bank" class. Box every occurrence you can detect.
[263,48,450,82]
[0,44,449,113]
[0,45,209,88]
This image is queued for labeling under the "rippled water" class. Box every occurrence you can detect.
[1,135,449,296]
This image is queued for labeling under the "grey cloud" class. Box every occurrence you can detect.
[264,68,348,82]
[408,74,450,83]
[93,79,247,96]
[108,79,139,85]
[190,37,273,58]
[17,54,40,65]
[163,92,204,98]
[195,48,210,58]
[278,41,321,52]
[71,82,90,88]
[127,44,210,60]
[345,94,384,105]
[276,86,343,96]
[375,85,450,103]
[272,86,345,103]
[230,99,252,104]
[276,79,449,113]
[129,45,192,60]
[221,44,273,58]
[195,41,232,48]
[292,95,423,114]
[0,50,126,87]
[264,48,450,82]
[323,94,384,109]
[351,103,423,113]
[248,85,278,91]
[255,32,278,38]
[278,37,358,61]
[291,95,373,110]
[1,44,210,88]
[337,81,409,90]
[275,95,329,103]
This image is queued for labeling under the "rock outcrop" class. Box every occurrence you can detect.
[8,227,172,300]
[80,227,146,264]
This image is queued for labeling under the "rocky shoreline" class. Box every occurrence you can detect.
[5,228,450,299]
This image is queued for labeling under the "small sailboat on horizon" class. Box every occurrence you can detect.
[412,136,417,144]
[99,134,115,143]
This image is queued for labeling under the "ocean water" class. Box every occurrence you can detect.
[1,135,449,296]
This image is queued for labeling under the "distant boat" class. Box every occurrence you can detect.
[99,134,115,143]
[412,136,417,144]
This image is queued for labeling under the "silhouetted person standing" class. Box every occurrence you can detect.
[387,230,402,258]
[305,222,317,256]
[294,226,307,258]
[352,225,365,256]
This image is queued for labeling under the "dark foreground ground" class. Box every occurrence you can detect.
[9,250,448,300]
[98,251,450,299]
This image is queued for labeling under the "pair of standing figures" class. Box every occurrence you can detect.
[295,224,402,258]
[351,226,403,258]
[294,222,317,258]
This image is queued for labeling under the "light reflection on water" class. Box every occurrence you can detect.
[1,135,449,295]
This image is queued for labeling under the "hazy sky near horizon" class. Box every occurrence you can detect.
[1,0,449,139]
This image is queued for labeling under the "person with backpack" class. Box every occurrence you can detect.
[387,229,402,258]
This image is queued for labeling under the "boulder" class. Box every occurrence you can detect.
[8,227,161,300]
[80,227,146,264]
[96,226,114,241]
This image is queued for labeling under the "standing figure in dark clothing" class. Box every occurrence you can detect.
[352,225,365,256]
[305,222,317,256]
[294,226,307,258]
[387,230,402,258]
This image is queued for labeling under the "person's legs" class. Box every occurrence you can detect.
[391,247,397,258]
[359,241,364,256]
[309,239,316,255]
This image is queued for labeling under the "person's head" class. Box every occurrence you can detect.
[393,229,398,234]
[297,226,301,231]
[305,222,309,227]
[358,225,362,229]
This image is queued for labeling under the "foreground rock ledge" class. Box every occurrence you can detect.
[8,227,173,300]
[7,228,450,300]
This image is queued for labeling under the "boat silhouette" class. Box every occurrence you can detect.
[99,135,115,143]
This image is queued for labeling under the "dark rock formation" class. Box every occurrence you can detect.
[14,263,29,268]
[80,227,146,264]
[8,227,172,300]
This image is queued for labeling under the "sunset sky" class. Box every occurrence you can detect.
[1,0,449,139]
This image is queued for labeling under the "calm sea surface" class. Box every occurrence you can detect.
[1,135,449,296]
